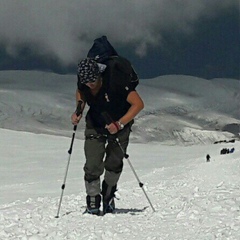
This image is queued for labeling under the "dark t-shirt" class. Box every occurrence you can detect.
[77,58,136,130]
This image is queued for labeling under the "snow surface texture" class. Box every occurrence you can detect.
[0,71,240,239]
[0,129,240,239]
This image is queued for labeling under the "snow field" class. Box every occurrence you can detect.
[0,129,239,239]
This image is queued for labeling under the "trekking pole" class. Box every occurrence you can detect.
[102,112,155,212]
[115,138,155,212]
[55,101,83,218]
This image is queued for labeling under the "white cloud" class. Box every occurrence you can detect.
[0,0,237,65]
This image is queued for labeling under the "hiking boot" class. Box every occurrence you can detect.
[103,198,115,214]
[86,194,101,215]
[102,180,117,214]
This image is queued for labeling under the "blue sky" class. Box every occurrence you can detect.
[0,1,239,80]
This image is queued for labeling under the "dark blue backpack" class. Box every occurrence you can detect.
[87,36,118,63]
[87,36,139,91]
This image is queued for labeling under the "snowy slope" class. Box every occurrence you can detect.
[0,71,80,137]
[0,71,240,239]
[135,75,240,144]
[0,129,239,239]
[0,71,239,144]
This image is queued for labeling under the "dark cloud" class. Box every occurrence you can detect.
[121,6,240,79]
[0,0,239,79]
[0,0,238,62]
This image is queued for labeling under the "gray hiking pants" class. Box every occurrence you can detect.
[83,125,131,197]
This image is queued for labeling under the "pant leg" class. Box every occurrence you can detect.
[104,125,131,186]
[84,128,106,196]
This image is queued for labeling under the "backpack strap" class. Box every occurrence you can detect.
[102,56,139,102]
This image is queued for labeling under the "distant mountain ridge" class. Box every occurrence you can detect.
[0,71,239,145]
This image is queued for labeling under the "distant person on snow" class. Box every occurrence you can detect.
[71,56,144,215]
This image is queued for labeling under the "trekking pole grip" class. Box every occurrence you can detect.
[72,100,84,132]
[75,100,84,117]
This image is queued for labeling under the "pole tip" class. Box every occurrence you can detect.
[55,216,59,218]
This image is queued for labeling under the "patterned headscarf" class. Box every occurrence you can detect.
[77,58,101,84]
